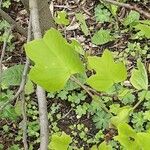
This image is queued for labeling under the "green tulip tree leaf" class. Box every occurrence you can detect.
[48,132,72,150]
[114,123,140,150]
[115,123,150,150]
[25,28,84,92]
[137,132,150,150]
[87,50,127,91]
[130,60,148,90]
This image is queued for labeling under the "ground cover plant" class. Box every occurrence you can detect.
[0,0,150,150]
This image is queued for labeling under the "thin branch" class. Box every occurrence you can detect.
[0,27,12,95]
[21,91,28,150]
[102,0,150,19]
[70,76,93,97]
[29,0,49,150]
[21,16,32,150]
[0,9,27,37]
[0,22,31,111]
[132,91,147,110]
[70,76,113,116]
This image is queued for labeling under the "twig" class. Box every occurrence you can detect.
[0,23,30,111]
[70,76,113,116]
[21,91,28,150]
[29,0,49,150]
[21,16,32,150]
[101,0,150,19]
[0,9,27,37]
[132,91,147,110]
[0,56,28,110]
[0,27,12,95]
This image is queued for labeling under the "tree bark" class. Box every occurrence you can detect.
[21,0,55,35]
[29,0,49,149]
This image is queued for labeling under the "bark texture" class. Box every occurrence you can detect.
[21,0,55,35]
[29,0,50,149]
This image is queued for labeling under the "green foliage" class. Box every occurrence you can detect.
[98,141,112,150]
[68,91,86,104]
[87,50,127,91]
[70,39,85,55]
[131,112,145,132]
[118,88,135,105]
[125,42,149,58]
[1,65,24,87]
[0,20,14,51]
[143,111,150,121]
[91,141,112,150]
[0,144,4,150]
[75,103,89,118]
[115,123,150,150]
[93,108,111,129]
[27,121,40,137]
[48,132,72,150]
[0,92,20,120]
[8,144,20,150]
[111,106,132,127]
[75,13,89,36]
[54,11,69,26]
[114,123,140,150]
[94,4,111,23]
[109,104,120,115]
[123,11,140,26]
[2,0,11,8]
[25,28,84,92]
[133,22,150,38]
[91,29,114,45]
[64,74,87,91]
[25,79,34,95]
[130,60,148,90]
[14,101,22,116]
[3,5,149,148]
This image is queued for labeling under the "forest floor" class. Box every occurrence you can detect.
[0,0,150,150]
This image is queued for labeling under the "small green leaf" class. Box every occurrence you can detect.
[94,4,111,23]
[15,101,22,116]
[130,60,148,90]
[54,11,69,26]
[87,50,127,91]
[25,28,84,92]
[48,132,72,150]
[70,39,85,55]
[111,106,132,127]
[1,65,24,86]
[123,11,140,26]
[133,23,150,38]
[92,29,114,45]
[75,13,89,36]
[25,79,34,95]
